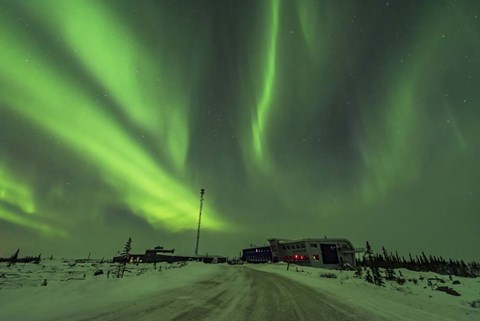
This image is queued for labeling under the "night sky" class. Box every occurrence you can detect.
[0,0,479,260]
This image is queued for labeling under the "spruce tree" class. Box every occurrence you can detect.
[385,266,396,281]
[7,249,20,267]
[382,247,390,266]
[365,241,374,263]
[372,265,385,286]
[354,265,363,278]
[117,237,132,278]
[365,268,374,284]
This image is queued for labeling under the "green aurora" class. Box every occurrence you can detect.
[0,0,479,260]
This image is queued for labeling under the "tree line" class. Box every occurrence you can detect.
[0,249,42,266]
[355,241,479,287]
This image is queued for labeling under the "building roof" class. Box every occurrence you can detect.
[268,238,355,249]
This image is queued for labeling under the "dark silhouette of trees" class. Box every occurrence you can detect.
[363,241,384,286]
[7,249,20,267]
[357,241,479,279]
[116,237,132,278]
[0,249,42,265]
[365,268,374,284]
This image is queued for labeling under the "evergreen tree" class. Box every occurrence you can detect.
[385,266,396,281]
[382,247,390,265]
[371,265,384,286]
[7,249,20,267]
[33,253,41,264]
[117,237,132,278]
[365,241,374,264]
[395,251,401,265]
[354,265,363,278]
[365,269,374,284]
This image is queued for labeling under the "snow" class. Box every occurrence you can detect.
[1,259,479,321]
[249,262,480,321]
[0,259,223,321]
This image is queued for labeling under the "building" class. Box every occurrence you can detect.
[113,246,180,263]
[241,246,273,263]
[269,238,359,268]
[242,237,360,268]
[113,246,227,264]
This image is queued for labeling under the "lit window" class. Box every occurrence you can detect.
[313,255,319,261]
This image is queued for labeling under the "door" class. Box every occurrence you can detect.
[320,244,339,264]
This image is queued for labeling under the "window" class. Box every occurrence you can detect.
[282,246,286,250]
[296,244,300,249]
[287,245,291,249]
[301,243,305,248]
[310,243,318,248]
[313,255,319,261]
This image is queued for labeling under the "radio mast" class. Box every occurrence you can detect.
[194,188,205,256]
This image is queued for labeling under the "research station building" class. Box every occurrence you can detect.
[242,238,359,268]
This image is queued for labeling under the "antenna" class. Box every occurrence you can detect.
[194,188,205,256]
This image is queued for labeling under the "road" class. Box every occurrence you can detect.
[78,265,379,321]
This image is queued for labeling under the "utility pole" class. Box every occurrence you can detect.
[194,188,205,257]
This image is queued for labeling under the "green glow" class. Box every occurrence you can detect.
[358,9,468,202]
[250,0,280,169]
[0,167,35,215]
[359,78,420,201]
[28,1,193,172]
[0,163,65,237]
[0,1,478,260]
[0,9,225,233]
[0,207,66,237]
[297,0,327,58]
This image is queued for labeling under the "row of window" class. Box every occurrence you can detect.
[282,243,306,250]
[244,248,270,254]
[282,254,320,262]
[282,243,351,250]
[245,256,271,262]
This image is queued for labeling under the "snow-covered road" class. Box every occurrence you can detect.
[3,261,477,321]
[78,266,375,321]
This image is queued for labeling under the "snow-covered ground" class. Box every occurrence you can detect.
[250,262,480,321]
[0,259,479,321]
[0,259,219,321]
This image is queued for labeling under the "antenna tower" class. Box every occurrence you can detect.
[194,188,205,256]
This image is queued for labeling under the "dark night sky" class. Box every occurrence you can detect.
[0,0,479,260]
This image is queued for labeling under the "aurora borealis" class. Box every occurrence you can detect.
[0,1,479,260]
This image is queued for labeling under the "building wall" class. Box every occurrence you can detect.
[268,238,356,268]
[242,246,273,263]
